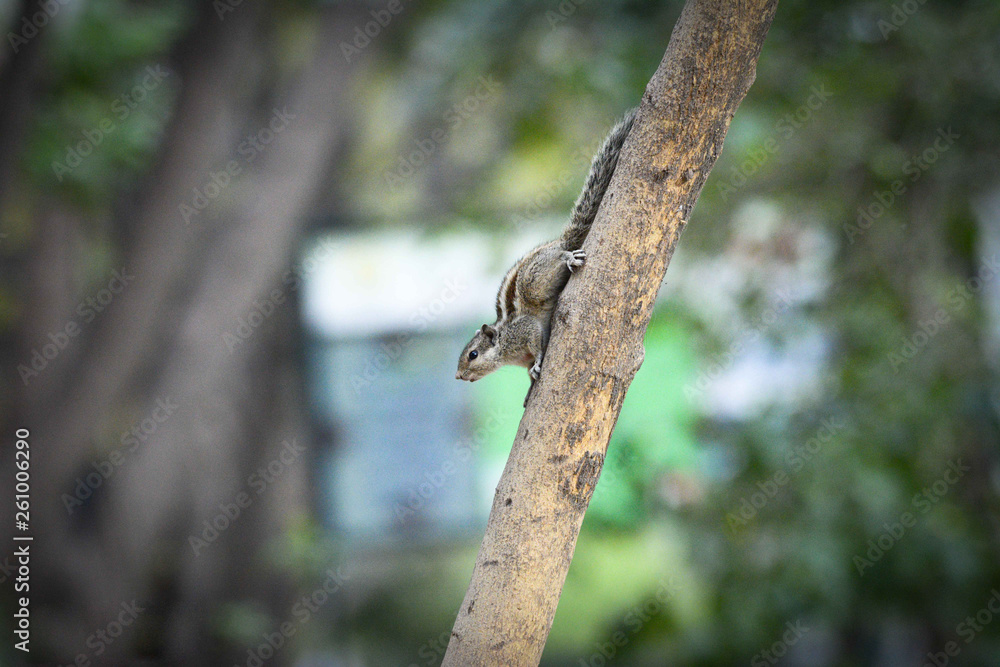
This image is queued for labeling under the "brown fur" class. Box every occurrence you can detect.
[456,108,637,405]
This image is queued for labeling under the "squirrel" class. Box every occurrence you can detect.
[455,107,637,406]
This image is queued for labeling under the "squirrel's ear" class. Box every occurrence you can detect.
[481,324,497,343]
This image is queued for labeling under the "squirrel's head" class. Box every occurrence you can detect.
[456,324,501,382]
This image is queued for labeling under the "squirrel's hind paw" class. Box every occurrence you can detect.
[564,249,586,273]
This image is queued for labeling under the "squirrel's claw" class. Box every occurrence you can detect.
[529,361,542,381]
[566,252,586,272]
[565,249,586,273]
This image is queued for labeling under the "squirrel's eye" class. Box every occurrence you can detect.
[468,350,479,361]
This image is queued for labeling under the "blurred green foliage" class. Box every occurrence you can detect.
[6,0,1000,664]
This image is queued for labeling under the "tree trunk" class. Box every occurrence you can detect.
[5,4,361,661]
[442,1,778,664]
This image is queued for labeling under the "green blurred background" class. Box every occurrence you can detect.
[1,0,999,665]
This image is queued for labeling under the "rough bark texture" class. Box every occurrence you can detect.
[442,0,778,664]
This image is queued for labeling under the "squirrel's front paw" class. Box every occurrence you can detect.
[565,249,586,273]
[529,361,542,381]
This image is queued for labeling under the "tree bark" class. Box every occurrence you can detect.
[442,1,778,664]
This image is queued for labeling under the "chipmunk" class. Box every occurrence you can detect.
[455,108,637,406]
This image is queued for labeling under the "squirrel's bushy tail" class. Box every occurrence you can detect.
[561,107,638,250]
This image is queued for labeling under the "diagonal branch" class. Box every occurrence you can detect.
[442,0,778,664]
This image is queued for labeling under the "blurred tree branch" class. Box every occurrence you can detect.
[29,0,267,472]
[0,0,47,209]
[13,2,363,661]
[442,0,778,664]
